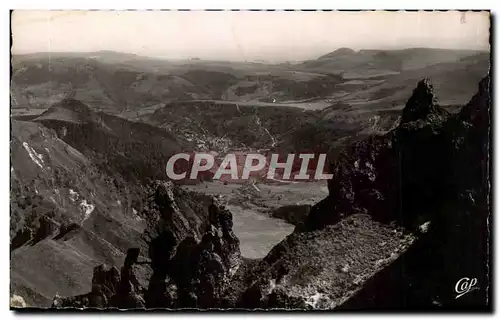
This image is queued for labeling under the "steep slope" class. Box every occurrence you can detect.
[10,99,197,307]
[10,120,147,306]
[33,99,185,183]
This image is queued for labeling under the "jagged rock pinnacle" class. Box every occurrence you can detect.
[459,75,490,127]
[401,78,437,124]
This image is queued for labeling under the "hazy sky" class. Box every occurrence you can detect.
[12,10,490,62]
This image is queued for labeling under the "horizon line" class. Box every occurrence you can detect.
[11,46,490,63]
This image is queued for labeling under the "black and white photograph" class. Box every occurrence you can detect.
[9,10,491,311]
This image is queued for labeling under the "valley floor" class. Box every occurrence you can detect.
[182,180,329,258]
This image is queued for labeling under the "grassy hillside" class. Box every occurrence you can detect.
[10,119,149,306]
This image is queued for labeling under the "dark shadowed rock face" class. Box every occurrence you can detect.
[142,181,211,245]
[400,78,448,124]
[165,199,242,309]
[237,76,490,309]
[148,188,243,309]
[305,77,454,231]
[340,75,491,310]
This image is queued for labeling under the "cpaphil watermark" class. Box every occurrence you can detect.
[165,152,333,182]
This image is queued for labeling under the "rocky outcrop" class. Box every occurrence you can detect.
[52,264,120,308]
[237,75,490,309]
[145,190,242,309]
[306,77,453,230]
[142,181,211,245]
[237,214,415,309]
[271,204,311,226]
[160,197,242,308]
[400,78,449,124]
[110,248,147,308]
[10,294,29,308]
[53,182,242,309]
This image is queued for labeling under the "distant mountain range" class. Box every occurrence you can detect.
[11,48,489,116]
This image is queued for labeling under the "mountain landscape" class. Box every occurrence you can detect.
[10,46,491,310]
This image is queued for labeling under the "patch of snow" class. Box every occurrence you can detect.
[419,221,431,234]
[251,182,260,192]
[353,275,364,285]
[69,189,79,202]
[44,147,50,153]
[354,160,359,169]
[340,264,350,273]
[467,191,476,205]
[229,264,240,276]
[10,294,27,308]
[60,127,67,138]
[370,115,381,131]
[305,292,324,309]
[88,231,122,256]
[116,200,121,205]
[22,142,44,168]
[365,161,376,182]
[52,294,62,308]
[267,279,276,295]
[80,200,95,223]
[132,208,142,221]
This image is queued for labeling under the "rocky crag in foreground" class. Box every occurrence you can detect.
[53,182,242,309]
[53,75,490,310]
[237,75,490,309]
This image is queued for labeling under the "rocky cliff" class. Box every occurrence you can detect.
[53,182,242,309]
[236,75,490,309]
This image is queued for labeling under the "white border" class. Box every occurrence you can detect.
[2,0,497,10]
[1,1,498,319]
